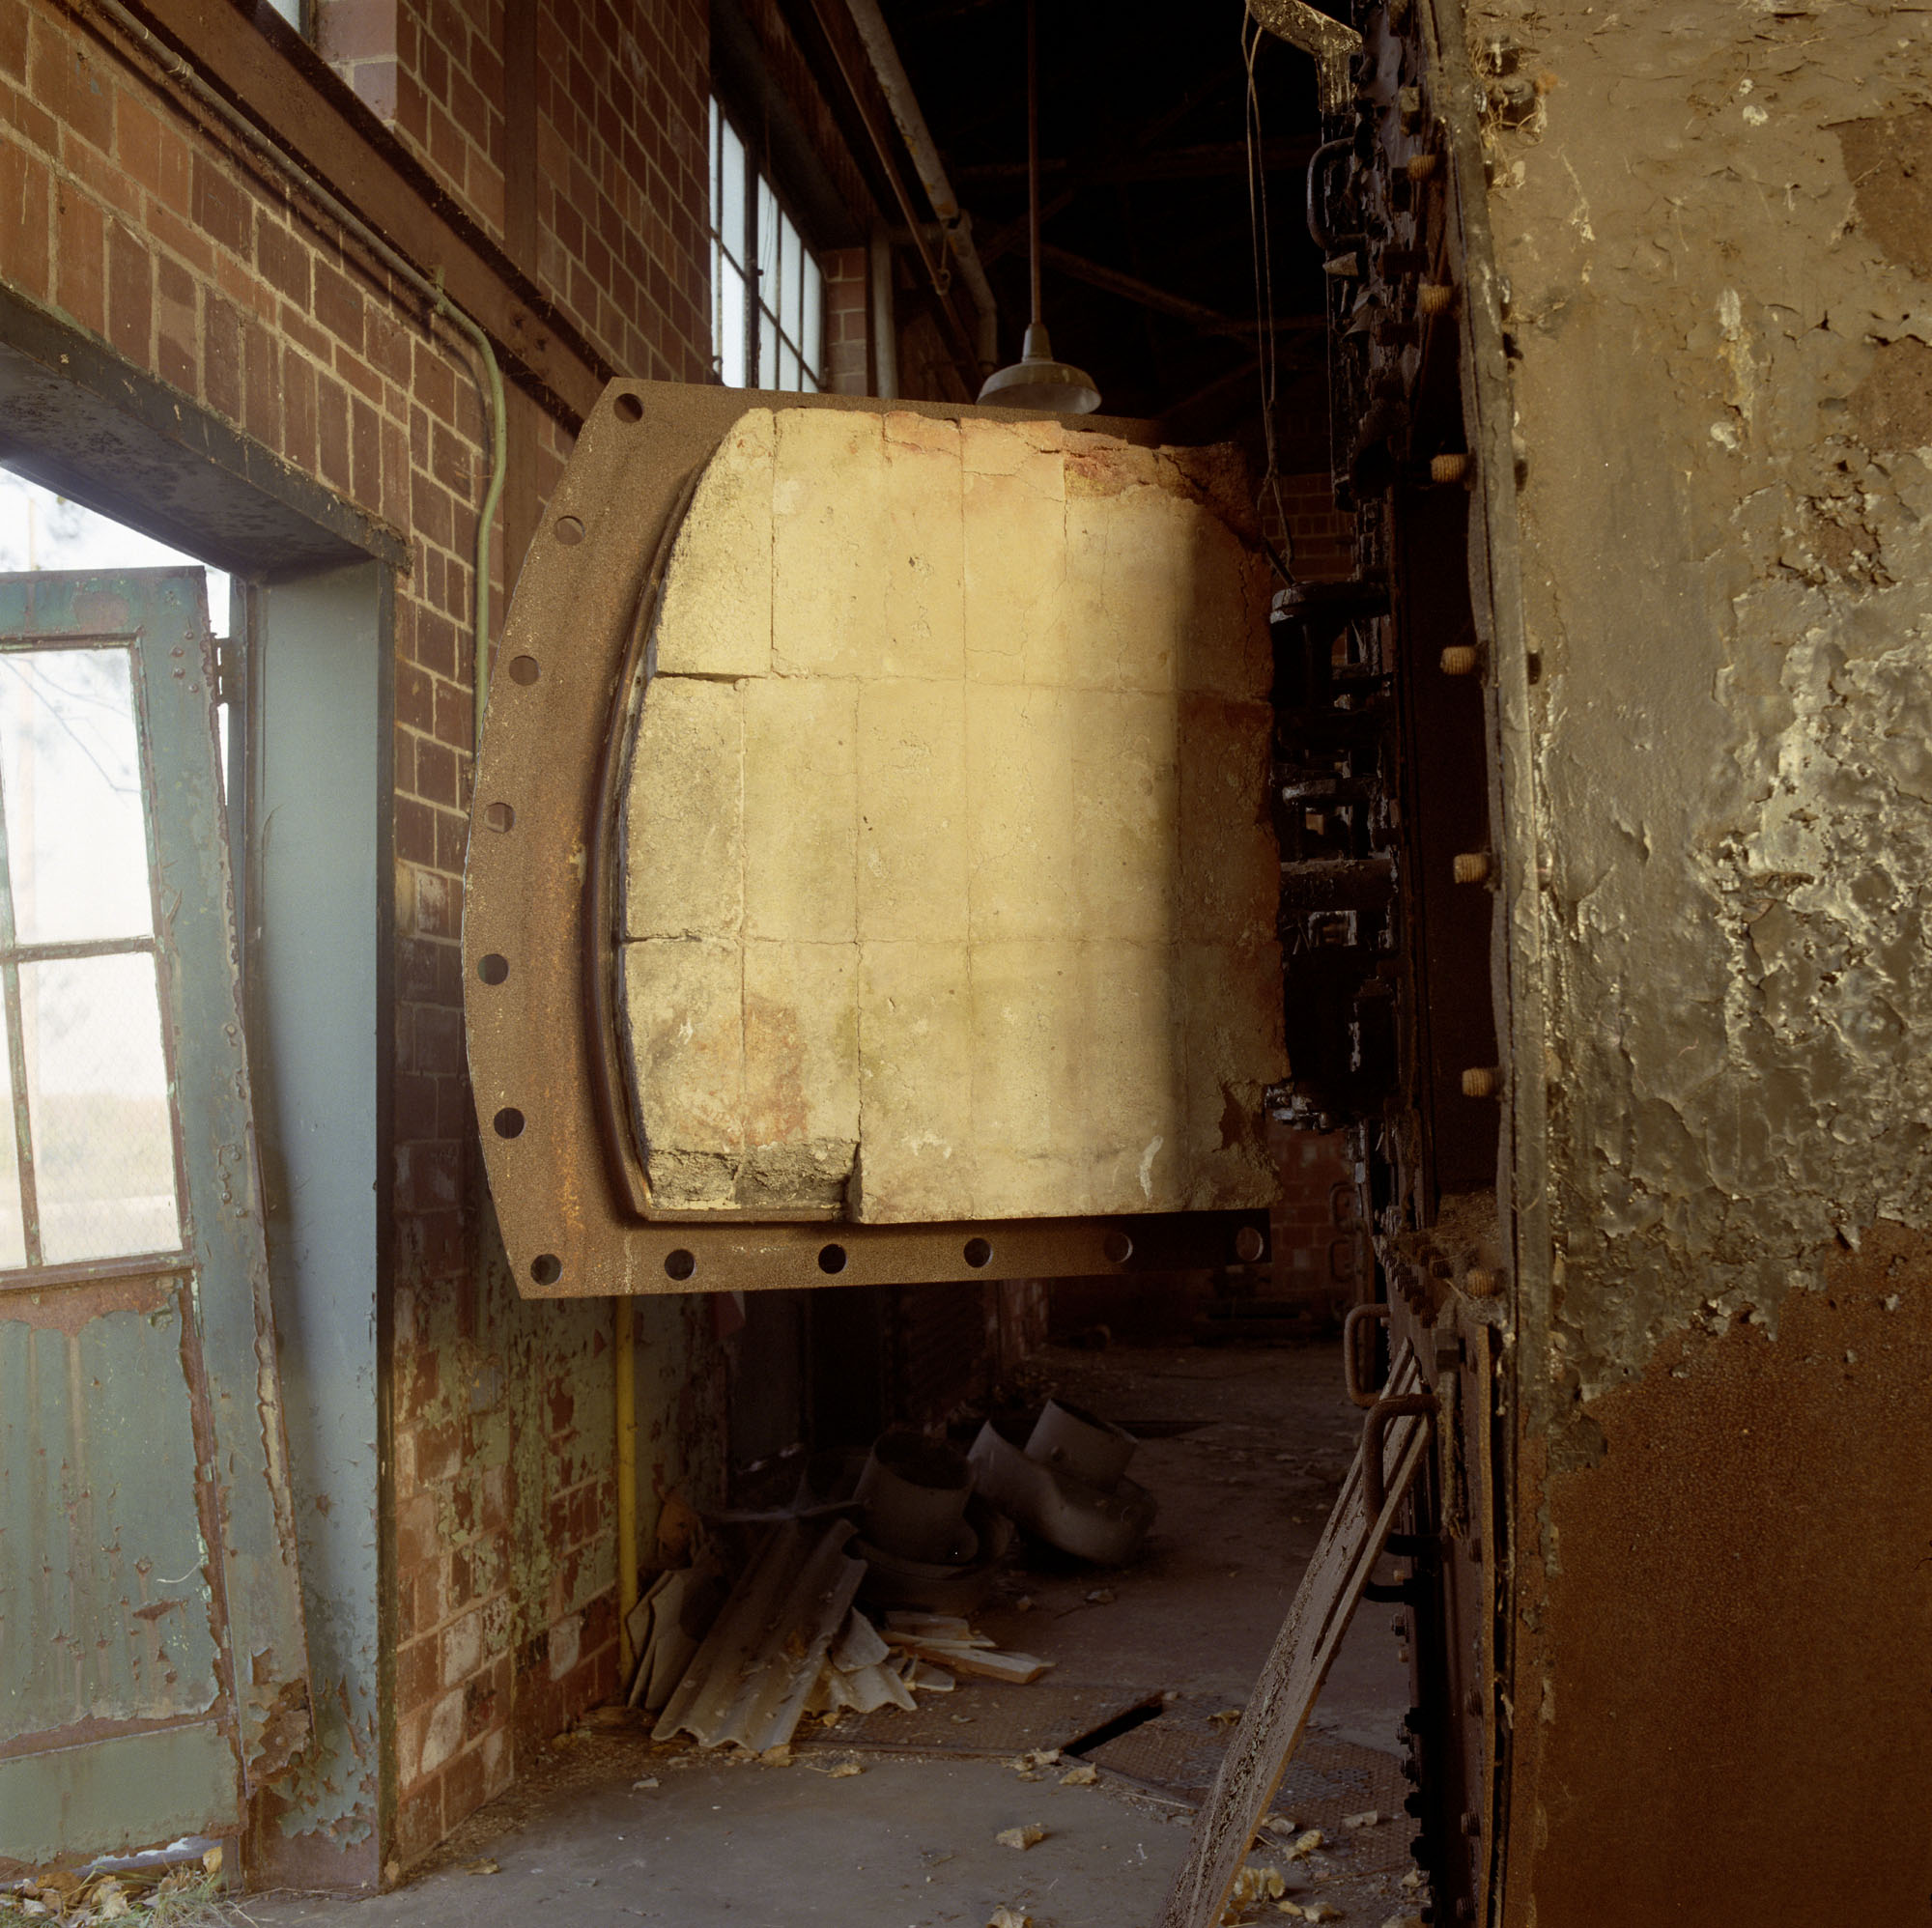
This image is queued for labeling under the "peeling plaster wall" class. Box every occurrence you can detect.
[1454,2,1932,1916]
[388,1229,728,1867]
[1466,0,1932,1386]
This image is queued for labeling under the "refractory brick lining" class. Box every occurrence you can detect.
[618,405,1286,1223]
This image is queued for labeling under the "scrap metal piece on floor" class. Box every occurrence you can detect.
[967,1401,1157,1565]
[800,1681,1164,1759]
[1159,1350,1432,1928]
[653,1519,866,1751]
[626,1549,729,1712]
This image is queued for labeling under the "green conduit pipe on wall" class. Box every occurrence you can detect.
[88,0,510,753]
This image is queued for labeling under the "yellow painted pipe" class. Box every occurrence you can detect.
[614,1295,638,1681]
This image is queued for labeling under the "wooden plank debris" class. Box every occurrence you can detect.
[1158,1349,1432,1928]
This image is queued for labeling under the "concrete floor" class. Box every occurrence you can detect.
[249,1341,1416,1928]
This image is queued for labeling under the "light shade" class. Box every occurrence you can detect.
[977,323,1100,414]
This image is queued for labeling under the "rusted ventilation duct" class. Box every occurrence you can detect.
[842,0,1001,372]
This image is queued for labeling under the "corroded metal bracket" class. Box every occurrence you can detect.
[1247,0,1364,119]
[463,380,1269,1297]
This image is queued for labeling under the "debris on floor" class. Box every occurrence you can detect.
[625,1545,728,1713]
[881,1613,1054,1684]
[987,1909,1034,1928]
[1232,1863,1287,1903]
[1342,1808,1383,1829]
[3,1859,228,1926]
[969,1400,1157,1564]
[653,1518,865,1751]
[996,1824,1047,1850]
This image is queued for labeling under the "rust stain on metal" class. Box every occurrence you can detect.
[0,1271,178,1337]
[1510,1227,1932,1924]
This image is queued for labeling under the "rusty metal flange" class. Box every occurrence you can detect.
[463,380,1269,1297]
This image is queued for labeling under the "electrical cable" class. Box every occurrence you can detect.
[1242,7,1293,568]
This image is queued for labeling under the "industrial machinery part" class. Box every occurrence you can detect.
[464,384,1275,1295]
[1248,0,1932,1920]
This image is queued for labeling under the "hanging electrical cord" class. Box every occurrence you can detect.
[87,0,508,753]
[1242,7,1293,560]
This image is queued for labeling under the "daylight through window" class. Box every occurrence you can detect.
[709,99,823,393]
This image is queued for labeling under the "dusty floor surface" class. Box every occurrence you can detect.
[245,1342,1417,1927]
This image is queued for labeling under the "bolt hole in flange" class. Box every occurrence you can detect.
[530,1254,562,1286]
[485,801,515,832]
[818,1243,848,1275]
[664,1248,696,1282]
[554,515,584,546]
[613,391,643,422]
[507,654,541,686]
[963,1236,992,1270]
[493,1106,525,1139]
[477,953,510,984]
[1103,1230,1134,1264]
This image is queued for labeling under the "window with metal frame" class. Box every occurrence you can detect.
[709,99,825,393]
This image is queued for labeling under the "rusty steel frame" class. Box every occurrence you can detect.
[464,380,1272,1299]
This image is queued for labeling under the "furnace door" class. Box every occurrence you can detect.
[0,569,308,1868]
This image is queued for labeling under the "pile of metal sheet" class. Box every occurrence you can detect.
[637,1400,1151,1755]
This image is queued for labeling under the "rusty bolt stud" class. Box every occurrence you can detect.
[1431,452,1472,485]
[1452,851,1492,886]
[1406,152,1439,182]
[1463,1266,1502,1299]
[1462,1065,1501,1099]
[1417,280,1457,317]
[1439,643,1479,675]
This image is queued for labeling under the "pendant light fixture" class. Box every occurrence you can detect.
[976,0,1100,413]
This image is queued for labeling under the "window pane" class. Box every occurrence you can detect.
[802,252,824,385]
[758,179,781,298]
[0,1036,24,1269]
[22,950,181,1264]
[757,306,779,390]
[0,647,153,946]
[720,265,749,388]
[778,339,800,392]
[781,215,803,353]
[720,117,747,270]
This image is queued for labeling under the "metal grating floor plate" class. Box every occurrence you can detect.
[1089,1717,1414,1877]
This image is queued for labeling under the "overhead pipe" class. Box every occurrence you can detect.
[842,0,1001,374]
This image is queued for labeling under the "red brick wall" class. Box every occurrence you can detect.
[823,241,867,394]
[1270,1127,1365,1308]
[1275,469,1356,581]
[315,0,711,386]
[0,0,726,1878]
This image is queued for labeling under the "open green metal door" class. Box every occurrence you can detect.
[0,570,308,1869]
